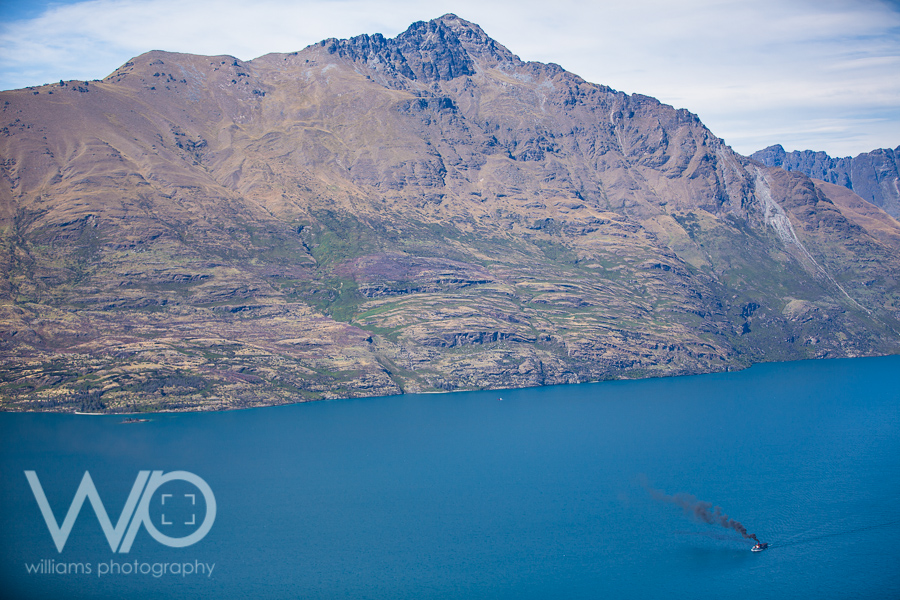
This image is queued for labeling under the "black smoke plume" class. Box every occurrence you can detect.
[644,480,759,543]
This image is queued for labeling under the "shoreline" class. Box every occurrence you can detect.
[3,354,897,416]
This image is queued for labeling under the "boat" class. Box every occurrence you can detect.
[751,542,768,552]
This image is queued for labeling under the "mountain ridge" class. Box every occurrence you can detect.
[1,15,898,412]
[751,143,900,219]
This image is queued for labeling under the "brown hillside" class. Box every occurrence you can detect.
[1,14,898,412]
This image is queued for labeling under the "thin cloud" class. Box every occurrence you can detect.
[1,0,898,156]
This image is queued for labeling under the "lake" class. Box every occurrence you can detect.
[2,355,899,599]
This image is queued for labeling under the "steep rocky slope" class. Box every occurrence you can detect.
[751,144,900,219]
[2,14,899,412]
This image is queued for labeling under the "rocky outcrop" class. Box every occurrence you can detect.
[317,14,516,89]
[751,144,900,219]
[1,15,898,412]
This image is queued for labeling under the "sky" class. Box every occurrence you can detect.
[1,0,898,157]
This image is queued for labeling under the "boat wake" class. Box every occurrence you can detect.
[772,519,900,549]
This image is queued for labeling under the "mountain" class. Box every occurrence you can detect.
[2,14,899,412]
[751,144,900,219]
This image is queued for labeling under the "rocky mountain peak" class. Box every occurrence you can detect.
[315,13,518,85]
[427,13,519,64]
[752,144,787,167]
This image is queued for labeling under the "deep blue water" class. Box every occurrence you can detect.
[1,356,899,599]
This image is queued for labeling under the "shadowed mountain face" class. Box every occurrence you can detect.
[2,14,899,412]
[751,144,900,219]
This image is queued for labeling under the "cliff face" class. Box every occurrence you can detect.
[751,144,900,219]
[2,14,899,412]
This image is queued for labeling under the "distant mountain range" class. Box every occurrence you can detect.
[751,145,900,219]
[1,14,898,412]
